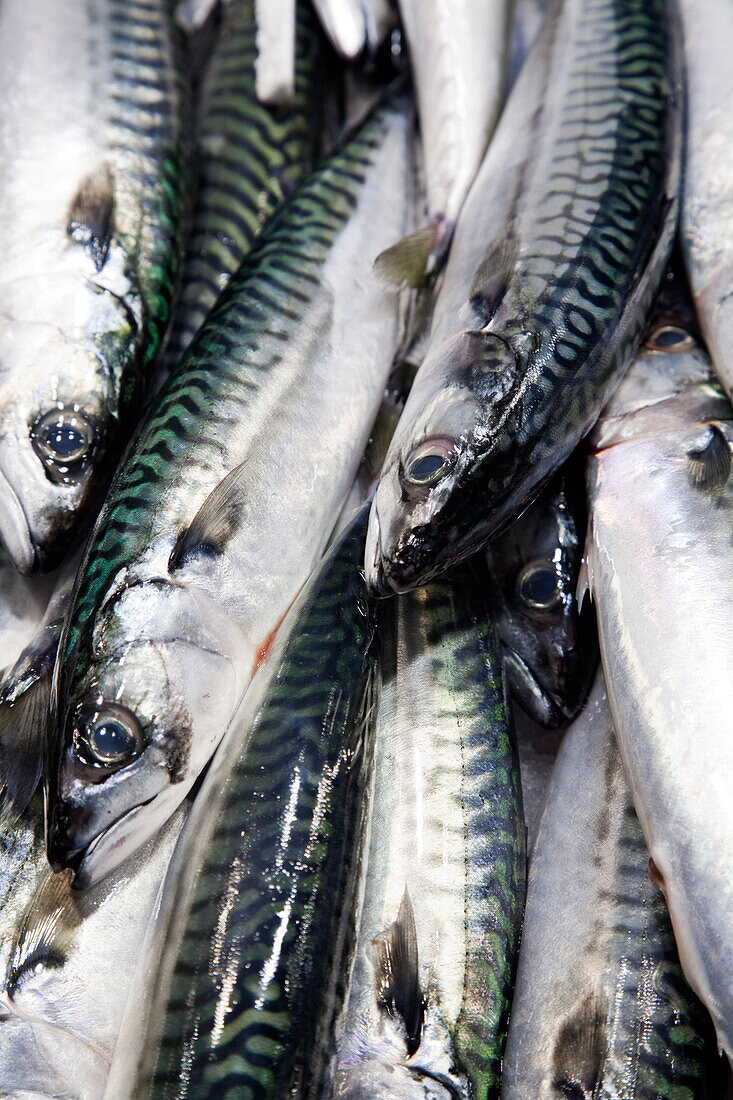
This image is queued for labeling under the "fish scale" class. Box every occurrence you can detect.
[366,0,681,594]
[59,113,387,685]
[116,510,379,1098]
[165,0,323,366]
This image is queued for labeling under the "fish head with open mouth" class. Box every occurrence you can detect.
[365,328,530,595]
[47,578,252,888]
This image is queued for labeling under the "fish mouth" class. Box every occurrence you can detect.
[502,647,563,729]
[0,463,38,574]
[48,793,157,889]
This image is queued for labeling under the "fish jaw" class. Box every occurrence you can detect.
[0,460,36,574]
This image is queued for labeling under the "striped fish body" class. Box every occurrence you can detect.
[116,508,377,1099]
[679,0,733,400]
[332,563,526,1099]
[585,340,733,1058]
[0,0,184,574]
[502,672,721,1098]
[48,93,411,887]
[165,0,323,366]
[366,0,683,595]
[0,807,185,1100]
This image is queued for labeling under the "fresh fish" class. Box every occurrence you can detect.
[502,672,722,1098]
[167,0,323,365]
[0,550,81,811]
[48,92,411,887]
[377,0,510,283]
[0,799,185,1100]
[585,322,733,1056]
[0,0,185,574]
[366,0,683,595]
[331,564,526,1099]
[486,458,598,729]
[106,507,377,1099]
[0,546,55,668]
[679,0,733,400]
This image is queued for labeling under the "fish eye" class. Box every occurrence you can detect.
[403,438,457,488]
[31,406,95,476]
[75,703,144,768]
[516,559,562,612]
[644,323,696,353]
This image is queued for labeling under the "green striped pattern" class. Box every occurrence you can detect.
[165,0,323,366]
[147,508,377,1098]
[421,571,526,1098]
[105,0,185,404]
[595,799,721,1098]
[57,94,402,702]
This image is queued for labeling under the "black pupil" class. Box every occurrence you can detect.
[520,566,558,607]
[653,327,687,348]
[409,453,447,482]
[90,720,133,759]
[43,423,84,458]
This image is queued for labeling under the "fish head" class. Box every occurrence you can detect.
[47,579,251,887]
[365,329,523,594]
[0,270,137,574]
[486,463,598,728]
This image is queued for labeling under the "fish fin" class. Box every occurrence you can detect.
[576,513,596,608]
[551,988,607,1099]
[6,869,80,998]
[169,461,249,573]
[373,886,424,1056]
[67,165,115,272]
[374,226,438,290]
[469,237,516,327]
[687,424,732,490]
[0,665,52,815]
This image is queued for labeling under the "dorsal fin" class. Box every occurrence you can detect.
[551,988,608,1099]
[687,424,732,491]
[67,164,115,272]
[168,461,249,573]
[373,886,424,1056]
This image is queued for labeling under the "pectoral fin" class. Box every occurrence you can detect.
[169,461,249,573]
[373,886,424,1056]
[67,165,115,272]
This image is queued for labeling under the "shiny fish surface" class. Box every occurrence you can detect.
[679,0,733,400]
[112,507,377,1098]
[366,0,682,595]
[0,0,184,574]
[332,564,525,1099]
[166,0,323,366]
[486,458,597,728]
[47,92,411,888]
[586,335,733,1057]
[502,672,721,1098]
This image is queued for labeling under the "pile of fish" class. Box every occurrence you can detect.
[0,0,731,1096]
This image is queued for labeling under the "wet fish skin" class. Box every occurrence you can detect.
[502,672,722,1099]
[47,92,411,888]
[115,507,378,1099]
[0,0,184,575]
[585,332,733,1058]
[486,458,598,728]
[332,562,526,1100]
[166,0,323,367]
[679,0,733,400]
[366,0,683,595]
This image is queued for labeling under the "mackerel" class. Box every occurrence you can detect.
[503,672,721,1098]
[0,0,184,573]
[48,92,411,886]
[366,0,683,595]
[585,326,733,1057]
[332,564,525,1099]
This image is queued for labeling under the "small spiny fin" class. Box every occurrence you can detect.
[686,424,732,491]
[0,668,52,814]
[551,988,608,1099]
[169,461,249,573]
[373,886,424,1056]
[67,165,115,272]
[374,226,438,290]
[7,868,80,998]
[468,237,516,327]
